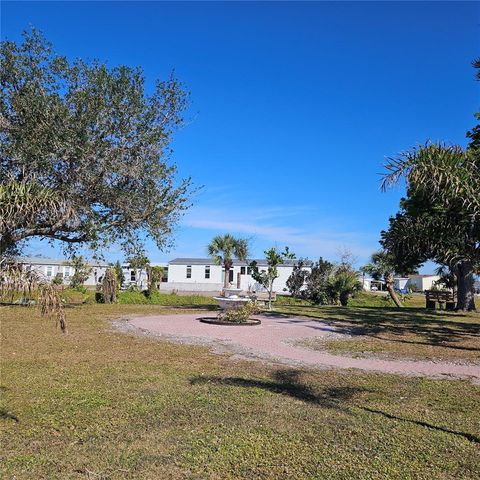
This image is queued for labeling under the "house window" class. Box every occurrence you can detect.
[247,267,252,275]
[131,270,136,282]
[205,266,210,279]
[186,265,192,279]
[46,266,53,277]
[64,266,71,278]
[162,267,168,282]
[240,266,246,275]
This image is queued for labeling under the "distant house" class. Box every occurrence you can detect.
[18,257,109,286]
[407,274,441,292]
[17,257,166,289]
[362,275,440,293]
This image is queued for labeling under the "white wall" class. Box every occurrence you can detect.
[394,278,409,290]
[407,276,441,291]
[167,262,309,294]
[22,261,108,286]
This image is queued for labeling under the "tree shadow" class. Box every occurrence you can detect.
[0,408,19,422]
[268,306,480,351]
[170,304,218,311]
[191,369,480,444]
[191,369,363,411]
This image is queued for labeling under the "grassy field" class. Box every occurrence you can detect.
[1,303,480,479]
[275,293,480,364]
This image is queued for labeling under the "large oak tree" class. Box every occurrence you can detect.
[0,29,191,256]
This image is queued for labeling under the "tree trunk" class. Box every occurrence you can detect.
[223,260,231,289]
[268,281,273,311]
[454,261,476,311]
[339,291,350,306]
[385,272,403,308]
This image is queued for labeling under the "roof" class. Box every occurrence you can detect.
[169,257,311,267]
[408,274,439,278]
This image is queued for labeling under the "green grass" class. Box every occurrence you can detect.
[274,293,480,363]
[1,304,480,479]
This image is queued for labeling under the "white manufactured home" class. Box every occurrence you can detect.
[18,256,311,294]
[17,257,166,289]
[164,258,311,294]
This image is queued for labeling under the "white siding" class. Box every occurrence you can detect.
[166,261,309,294]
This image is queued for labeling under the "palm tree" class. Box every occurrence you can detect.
[328,269,362,306]
[207,234,249,289]
[361,250,404,308]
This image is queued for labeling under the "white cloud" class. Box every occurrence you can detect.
[181,205,378,262]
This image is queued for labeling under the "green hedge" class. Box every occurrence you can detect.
[117,290,216,306]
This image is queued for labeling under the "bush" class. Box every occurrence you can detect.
[218,302,259,323]
[116,290,215,306]
[60,288,95,305]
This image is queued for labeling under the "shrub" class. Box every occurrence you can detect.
[218,302,259,323]
[116,290,215,306]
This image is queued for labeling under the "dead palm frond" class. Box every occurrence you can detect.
[0,177,77,254]
[0,259,67,332]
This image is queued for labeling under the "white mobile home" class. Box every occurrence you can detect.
[407,274,441,292]
[18,257,109,286]
[17,257,166,289]
[165,258,311,294]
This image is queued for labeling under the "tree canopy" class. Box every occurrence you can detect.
[0,28,191,256]
[381,144,479,310]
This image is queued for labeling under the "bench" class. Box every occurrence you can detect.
[252,292,277,304]
[425,290,456,311]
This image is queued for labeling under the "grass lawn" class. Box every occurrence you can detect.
[1,303,480,479]
[275,294,480,364]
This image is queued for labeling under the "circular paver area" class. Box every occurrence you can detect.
[124,313,480,383]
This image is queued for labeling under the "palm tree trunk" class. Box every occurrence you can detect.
[454,261,476,311]
[385,272,403,308]
[223,261,230,289]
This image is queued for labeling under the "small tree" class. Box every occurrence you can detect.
[102,268,117,304]
[286,258,310,298]
[147,265,164,292]
[250,247,294,310]
[303,257,335,305]
[69,255,92,289]
[113,260,125,290]
[127,254,150,289]
[207,234,249,289]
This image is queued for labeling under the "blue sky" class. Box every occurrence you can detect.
[1,1,479,269]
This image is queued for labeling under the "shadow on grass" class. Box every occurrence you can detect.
[192,369,362,411]
[269,306,480,351]
[191,369,480,444]
[0,408,19,422]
